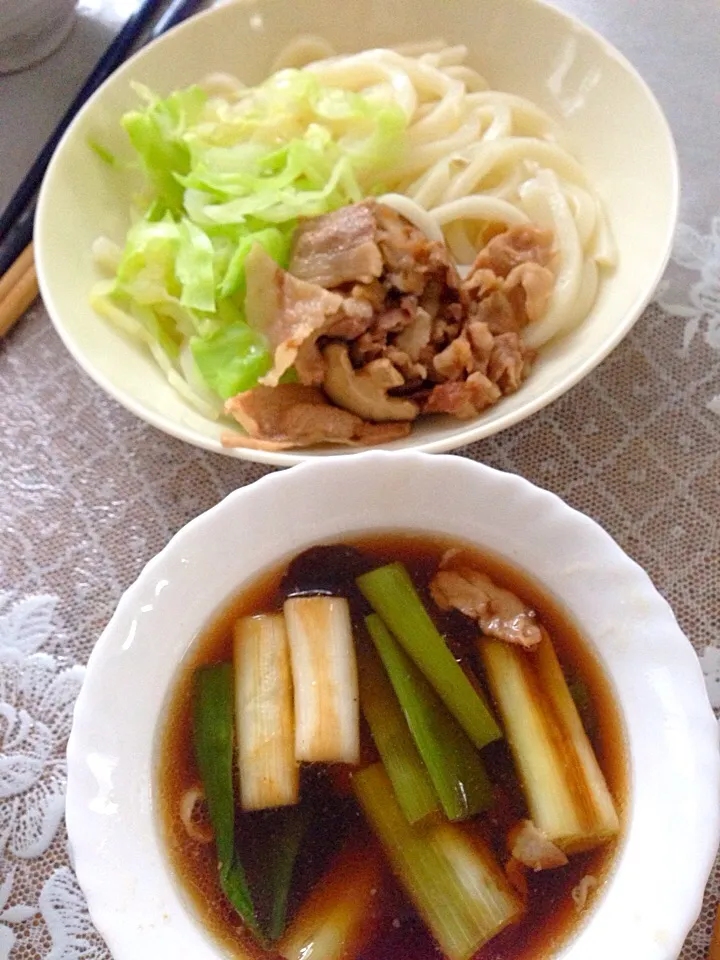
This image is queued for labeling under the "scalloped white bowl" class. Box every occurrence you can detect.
[35,0,678,466]
[66,452,719,960]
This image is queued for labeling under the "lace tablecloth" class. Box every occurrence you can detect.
[1,0,719,957]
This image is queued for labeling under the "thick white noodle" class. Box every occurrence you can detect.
[393,116,482,179]
[270,35,337,71]
[520,171,584,348]
[569,259,599,328]
[408,81,465,142]
[483,167,526,201]
[444,222,478,264]
[405,161,452,209]
[392,39,447,57]
[419,45,469,68]
[378,194,445,243]
[441,139,591,203]
[592,199,618,267]
[481,104,513,142]
[306,56,418,117]
[431,196,530,227]
[444,65,489,91]
[466,92,561,138]
[564,183,598,250]
[199,72,246,100]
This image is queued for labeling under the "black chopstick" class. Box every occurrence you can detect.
[0,0,205,258]
[149,0,205,40]
[0,202,36,279]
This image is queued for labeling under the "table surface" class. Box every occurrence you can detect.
[1,2,719,958]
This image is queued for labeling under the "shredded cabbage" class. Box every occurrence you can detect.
[92,69,408,406]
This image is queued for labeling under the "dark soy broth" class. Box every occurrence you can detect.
[157,533,628,960]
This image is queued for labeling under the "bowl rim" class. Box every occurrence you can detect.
[66,451,719,960]
[35,0,680,467]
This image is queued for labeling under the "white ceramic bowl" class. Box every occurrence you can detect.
[66,452,718,960]
[35,0,678,467]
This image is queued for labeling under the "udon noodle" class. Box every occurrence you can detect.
[203,37,614,350]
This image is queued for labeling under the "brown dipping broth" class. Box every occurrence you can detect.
[157,533,628,960]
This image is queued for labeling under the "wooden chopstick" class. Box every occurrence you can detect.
[0,244,38,337]
[0,0,206,337]
[710,904,720,960]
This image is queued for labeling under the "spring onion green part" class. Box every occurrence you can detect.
[284,596,360,764]
[192,664,258,934]
[357,563,501,749]
[277,840,385,960]
[354,764,522,960]
[255,806,313,941]
[366,614,492,820]
[357,639,440,824]
[234,613,299,810]
[479,628,620,853]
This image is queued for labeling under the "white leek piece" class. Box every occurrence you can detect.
[277,841,384,960]
[234,613,299,810]
[284,596,360,764]
[354,764,522,960]
[479,629,619,853]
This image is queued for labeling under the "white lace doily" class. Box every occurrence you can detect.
[0,594,101,959]
[657,216,720,417]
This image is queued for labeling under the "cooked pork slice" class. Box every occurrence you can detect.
[384,347,427,382]
[225,383,332,437]
[374,203,431,294]
[463,266,502,299]
[572,875,599,912]
[470,224,555,278]
[465,321,495,369]
[289,201,383,288]
[430,556,542,647]
[350,329,390,366]
[357,420,413,444]
[463,225,555,335]
[293,340,327,385]
[422,373,501,419]
[374,203,463,298]
[509,821,569,872]
[324,311,374,341]
[504,262,555,323]
[394,307,432,361]
[433,335,475,381]
[245,245,344,387]
[222,383,410,451]
[487,333,533,394]
[468,290,519,335]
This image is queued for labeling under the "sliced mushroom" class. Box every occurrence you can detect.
[322,343,419,422]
